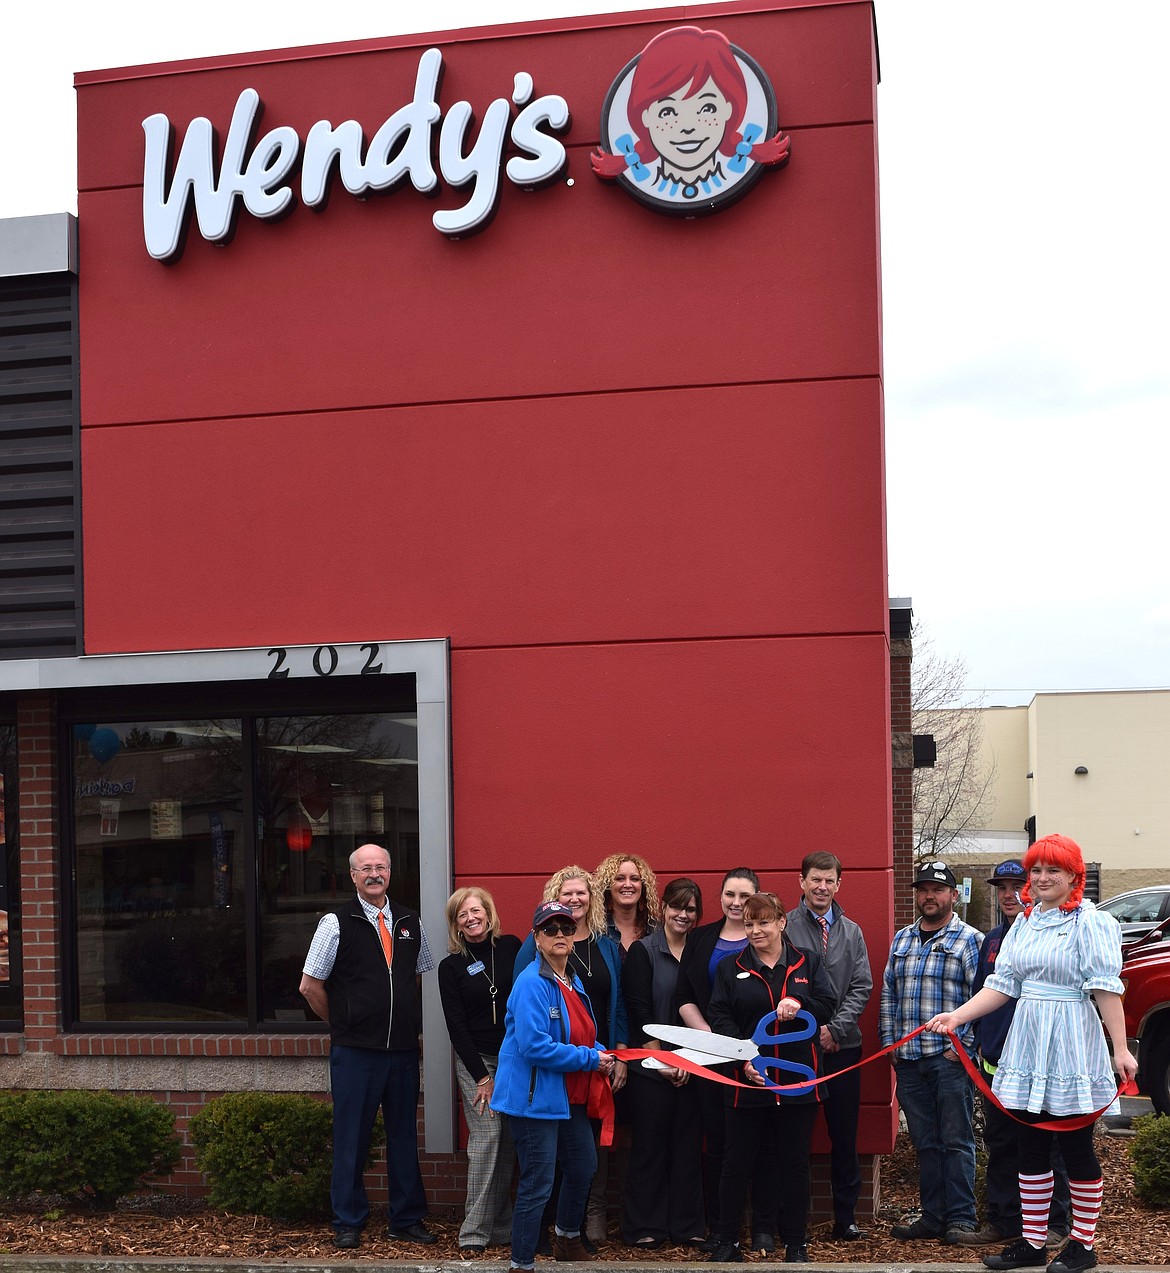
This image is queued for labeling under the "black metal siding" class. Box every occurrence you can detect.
[0,273,81,657]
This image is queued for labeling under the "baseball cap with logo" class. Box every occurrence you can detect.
[985,859,1026,885]
[532,900,576,930]
[912,863,958,888]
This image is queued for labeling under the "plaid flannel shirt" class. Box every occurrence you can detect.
[879,911,981,1059]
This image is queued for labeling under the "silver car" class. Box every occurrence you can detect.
[1099,886,1170,945]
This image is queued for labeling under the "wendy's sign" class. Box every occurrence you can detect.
[141,48,570,262]
[139,26,788,261]
[591,26,790,215]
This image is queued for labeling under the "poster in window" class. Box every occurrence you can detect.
[100,798,121,836]
[151,799,183,840]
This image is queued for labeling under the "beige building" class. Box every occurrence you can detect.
[934,690,1169,927]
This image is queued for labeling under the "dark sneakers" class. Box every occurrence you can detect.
[784,1244,810,1262]
[983,1238,1049,1269]
[892,1217,943,1240]
[1050,1240,1098,1273]
[752,1232,776,1253]
[333,1227,361,1249]
[708,1240,744,1262]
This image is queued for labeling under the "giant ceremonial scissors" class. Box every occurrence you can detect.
[642,1009,818,1096]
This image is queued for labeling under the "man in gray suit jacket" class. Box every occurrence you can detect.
[786,850,873,1240]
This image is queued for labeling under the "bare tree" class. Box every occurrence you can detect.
[912,632,996,863]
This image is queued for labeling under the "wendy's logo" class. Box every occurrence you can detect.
[591,25,790,216]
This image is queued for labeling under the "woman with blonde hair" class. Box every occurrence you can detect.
[438,886,522,1257]
[594,853,661,953]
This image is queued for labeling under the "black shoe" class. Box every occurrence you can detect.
[784,1244,809,1263]
[460,1246,486,1260]
[696,1235,720,1253]
[388,1221,438,1245]
[892,1216,943,1241]
[708,1239,743,1262]
[632,1236,664,1250]
[832,1223,868,1241]
[333,1227,361,1249]
[983,1238,1049,1270]
[752,1232,776,1253]
[1049,1240,1097,1273]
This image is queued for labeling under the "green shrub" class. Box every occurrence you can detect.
[0,1090,180,1207]
[1130,1112,1170,1207]
[190,1092,383,1220]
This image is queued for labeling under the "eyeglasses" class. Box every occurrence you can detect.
[538,921,576,937]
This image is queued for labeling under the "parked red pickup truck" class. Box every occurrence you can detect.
[1121,921,1170,1114]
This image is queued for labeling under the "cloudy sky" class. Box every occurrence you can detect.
[3,1,1166,706]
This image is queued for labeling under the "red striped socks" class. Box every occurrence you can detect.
[1068,1178,1104,1249]
[1019,1171,1054,1249]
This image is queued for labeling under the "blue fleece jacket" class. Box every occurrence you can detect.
[490,957,603,1120]
[514,930,629,1049]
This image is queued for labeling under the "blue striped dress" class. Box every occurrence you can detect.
[983,899,1124,1116]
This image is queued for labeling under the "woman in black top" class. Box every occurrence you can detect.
[620,877,706,1249]
[438,886,522,1256]
[707,892,835,1264]
[674,866,759,1234]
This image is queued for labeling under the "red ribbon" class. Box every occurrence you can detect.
[609,1024,1136,1131]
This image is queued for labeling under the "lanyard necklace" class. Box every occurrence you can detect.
[470,942,499,1024]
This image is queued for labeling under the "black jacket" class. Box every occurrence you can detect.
[326,900,423,1051]
[707,936,835,1106]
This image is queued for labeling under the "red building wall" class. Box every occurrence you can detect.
[73,0,894,1167]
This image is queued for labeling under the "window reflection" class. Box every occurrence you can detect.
[69,706,419,1028]
[73,720,246,1023]
[258,712,418,1023]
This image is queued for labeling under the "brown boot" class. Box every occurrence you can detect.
[553,1232,590,1261]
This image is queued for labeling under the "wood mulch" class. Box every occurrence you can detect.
[1,1127,1166,1263]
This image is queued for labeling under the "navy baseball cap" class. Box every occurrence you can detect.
[532,900,576,930]
[986,859,1026,885]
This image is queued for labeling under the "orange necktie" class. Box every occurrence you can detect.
[377,911,394,969]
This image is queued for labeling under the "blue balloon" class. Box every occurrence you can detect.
[88,727,122,764]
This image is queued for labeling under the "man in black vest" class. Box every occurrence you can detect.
[300,843,436,1249]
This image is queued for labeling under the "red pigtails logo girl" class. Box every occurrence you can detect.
[591,25,790,215]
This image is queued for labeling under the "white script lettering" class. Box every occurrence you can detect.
[141,48,570,261]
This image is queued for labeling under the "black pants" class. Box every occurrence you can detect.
[620,1070,705,1243]
[718,1101,818,1245]
[1015,1111,1099,1181]
[983,1094,1070,1236]
[819,1045,863,1227]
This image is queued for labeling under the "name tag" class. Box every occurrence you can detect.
[467,961,485,976]
[737,971,751,979]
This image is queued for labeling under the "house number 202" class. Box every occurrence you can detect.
[266,643,385,679]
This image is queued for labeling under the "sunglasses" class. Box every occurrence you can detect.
[538,921,576,937]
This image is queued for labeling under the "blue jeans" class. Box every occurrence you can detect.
[894,1054,977,1230]
[506,1105,596,1268]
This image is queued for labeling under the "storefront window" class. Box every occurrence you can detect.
[67,688,419,1029]
[256,711,419,1024]
[73,719,247,1022]
[0,721,19,1024]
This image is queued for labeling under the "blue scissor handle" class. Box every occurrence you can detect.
[751,1008,818,1096]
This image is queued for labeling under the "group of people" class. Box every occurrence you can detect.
[299,833,1134,1273]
